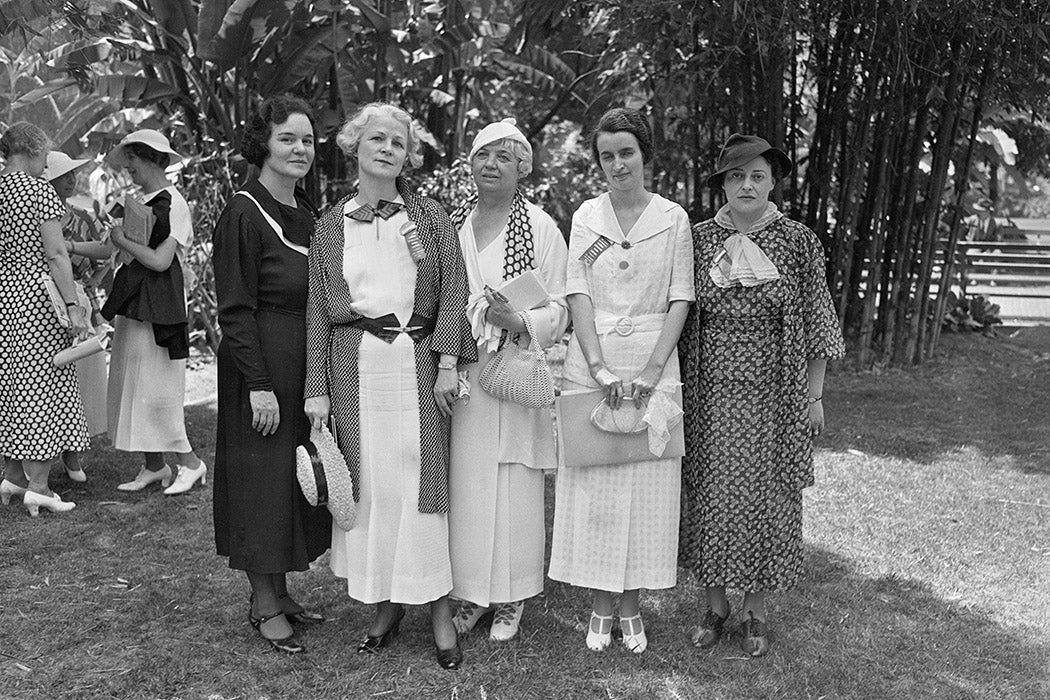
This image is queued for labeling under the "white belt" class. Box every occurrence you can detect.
[593,312,667,338]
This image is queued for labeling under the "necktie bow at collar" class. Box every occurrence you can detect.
[710,203,781,288]
[346,199,404,222]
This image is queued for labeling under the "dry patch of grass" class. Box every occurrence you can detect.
[1,331,1048,699]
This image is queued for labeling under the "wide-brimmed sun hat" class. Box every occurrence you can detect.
[296,424,356,530]
[707,133,793,188]
[106,129,182,168]
[44,151,92,181]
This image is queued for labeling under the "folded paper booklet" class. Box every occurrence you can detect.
[497,269,549,311]
[556,387,685,468]
[118,197,154,265]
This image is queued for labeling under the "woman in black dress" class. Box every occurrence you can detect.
[212,96,331,653]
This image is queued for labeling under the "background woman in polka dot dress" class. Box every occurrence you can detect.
[0,122,91,516]
[547,108,695,654]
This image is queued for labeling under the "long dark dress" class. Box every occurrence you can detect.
[213,178,331,573]
[678,212,844,592]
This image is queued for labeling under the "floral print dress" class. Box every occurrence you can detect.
[678,212,844,592]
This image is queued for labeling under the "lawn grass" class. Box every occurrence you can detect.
[2,330,1048,699]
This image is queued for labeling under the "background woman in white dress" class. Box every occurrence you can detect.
[101,130,206,496]
[446,119,568,642]
[304,103,476,670]
[547,108,694,654]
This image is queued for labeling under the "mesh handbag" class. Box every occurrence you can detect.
[478,311,555,408]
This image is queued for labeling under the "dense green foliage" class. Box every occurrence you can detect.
[3,0,1049,365]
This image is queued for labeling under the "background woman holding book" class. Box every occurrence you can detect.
[446,119,568,642]
[101,129,206,496]
[0,122,90,516]
[547,107,694,654]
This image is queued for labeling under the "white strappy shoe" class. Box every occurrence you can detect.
[586,612,614,651]
[620,614,648,654]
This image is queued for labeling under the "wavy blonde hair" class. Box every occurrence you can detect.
[336,102,424,170]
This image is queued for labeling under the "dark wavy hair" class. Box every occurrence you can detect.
[589,107,654,164]
[241,95,315,168]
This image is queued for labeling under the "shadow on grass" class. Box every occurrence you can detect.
[2,384,1046,698]
[825,331,1050,476]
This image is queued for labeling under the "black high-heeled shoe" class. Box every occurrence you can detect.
[278,593,325,624]
[248,609,304,654]
[435,640,463,670]
[358,606,405,654]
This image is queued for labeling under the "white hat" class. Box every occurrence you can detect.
[106,129,182,168]
[468,118,533,165]
[44,151,92,181]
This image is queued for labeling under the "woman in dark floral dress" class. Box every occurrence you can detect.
[678,134,845,657]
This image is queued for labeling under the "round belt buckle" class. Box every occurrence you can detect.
[613,316,635,337]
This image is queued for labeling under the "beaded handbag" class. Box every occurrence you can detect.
[478,311,555,408]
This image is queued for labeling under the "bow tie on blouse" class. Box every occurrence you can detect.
[710,203,782,288]
[345,200,404,222]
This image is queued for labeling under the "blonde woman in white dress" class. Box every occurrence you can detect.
[548,107,695,654]
[304,102,476,670]
[446,119,568,641]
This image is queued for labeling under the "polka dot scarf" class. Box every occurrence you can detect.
[449,190,535,281]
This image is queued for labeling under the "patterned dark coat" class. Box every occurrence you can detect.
[304,179,476,514]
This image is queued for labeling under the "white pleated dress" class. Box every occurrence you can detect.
[107,186,192,454]
[329,200,454,605]
[448,206,568,607]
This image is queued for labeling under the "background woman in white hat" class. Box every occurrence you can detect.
[101,129,207,497]
[0,122,90,516]
[446,119,569,642]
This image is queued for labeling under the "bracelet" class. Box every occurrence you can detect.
[64,301,77,307]
[808,396,822,404]
[437,361,457,371]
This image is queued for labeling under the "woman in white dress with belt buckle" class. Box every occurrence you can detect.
[446,119,568,641]
[304,102,476,670]
[548,107,694,653]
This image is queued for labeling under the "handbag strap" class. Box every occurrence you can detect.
[517,310,542,352]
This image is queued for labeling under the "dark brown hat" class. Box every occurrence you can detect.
[707,133,793,188]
